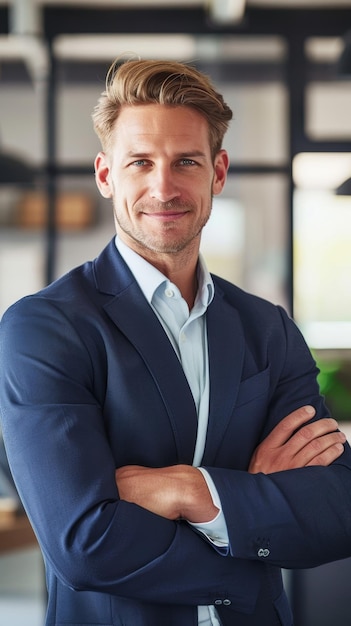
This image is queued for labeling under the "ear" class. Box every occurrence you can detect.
[212,149,229,196]
[94,152,113,198]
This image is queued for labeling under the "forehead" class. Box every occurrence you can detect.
[113,104,210,149]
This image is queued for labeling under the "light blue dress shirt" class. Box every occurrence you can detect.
[115,236,229,626]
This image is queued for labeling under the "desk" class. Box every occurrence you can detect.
[0,510,37,555]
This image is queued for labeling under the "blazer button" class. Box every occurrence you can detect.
[257,548,270,557]
[214,598,232,606]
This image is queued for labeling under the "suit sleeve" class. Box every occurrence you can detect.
[205,306,351,569]
[0,295,259,608]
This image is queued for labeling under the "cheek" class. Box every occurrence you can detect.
[113,189,139,220]
[119,176,146,202]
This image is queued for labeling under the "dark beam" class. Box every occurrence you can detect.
[293,139,351,153]
[0,58,344,87]
[54,60,285,85]
[0,7,8,34]
[41,7,351,39]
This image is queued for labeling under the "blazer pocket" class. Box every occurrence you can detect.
[235,366,271,408]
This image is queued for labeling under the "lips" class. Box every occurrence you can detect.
[144,211,189,220]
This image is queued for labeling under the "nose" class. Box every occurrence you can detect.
[149,166,181,203]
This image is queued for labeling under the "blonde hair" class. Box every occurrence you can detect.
[92,58,233,160]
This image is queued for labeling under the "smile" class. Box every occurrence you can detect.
[143,211,189,221]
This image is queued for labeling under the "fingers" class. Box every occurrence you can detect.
[264,405,316,447]
[248,406,347,474]
[298,429,346,467]
[274,413,345,469]
[306,440,345,467]
[289,417,339,448]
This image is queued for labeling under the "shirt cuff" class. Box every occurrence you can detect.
[188,467,229,553]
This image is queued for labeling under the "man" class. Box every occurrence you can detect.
[1,58,350,626]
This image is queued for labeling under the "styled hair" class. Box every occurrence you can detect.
[92,58,233,159]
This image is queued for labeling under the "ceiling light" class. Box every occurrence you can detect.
[207,0,246,24]
[10,0,42,37]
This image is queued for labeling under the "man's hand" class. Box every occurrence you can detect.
[248,405,346,474]
[115,464,218,523]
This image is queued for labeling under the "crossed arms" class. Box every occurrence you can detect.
[116,404,346,524]
[2,289,351,599]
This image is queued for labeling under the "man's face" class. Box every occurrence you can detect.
[95,104,228,262]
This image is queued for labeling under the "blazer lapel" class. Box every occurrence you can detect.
[201,286,245,465]
[94,241,198,464]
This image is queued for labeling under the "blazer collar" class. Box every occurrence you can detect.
[93,238,135,296]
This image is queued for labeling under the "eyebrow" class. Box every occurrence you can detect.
[125,151,207,159]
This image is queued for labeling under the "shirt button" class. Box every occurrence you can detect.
[214,599,223,605]
[223,599,232,606]
[165,288,174,298]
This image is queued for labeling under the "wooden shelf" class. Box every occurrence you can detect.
[0,511,37,555]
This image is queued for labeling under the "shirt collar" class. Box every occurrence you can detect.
[115,235,214,308]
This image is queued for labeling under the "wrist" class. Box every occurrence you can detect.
[177,466,218,523]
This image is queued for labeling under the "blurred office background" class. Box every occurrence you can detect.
[0,0,351,624]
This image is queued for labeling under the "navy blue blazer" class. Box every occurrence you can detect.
[1,239,351,626]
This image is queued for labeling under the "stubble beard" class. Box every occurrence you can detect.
[113,199,212,256]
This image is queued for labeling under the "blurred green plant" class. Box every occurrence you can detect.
[314,354,351,421]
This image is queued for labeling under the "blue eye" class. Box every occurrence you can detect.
[133,160,147,166]
[180,158,196,166]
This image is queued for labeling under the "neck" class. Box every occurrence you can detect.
[166,264,198,310]
[117,232,200,309]
[150,252,199,310]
